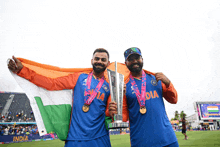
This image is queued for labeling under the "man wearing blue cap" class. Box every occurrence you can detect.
[109,47,179,147]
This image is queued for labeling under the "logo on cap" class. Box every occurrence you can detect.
[124,47,142,60]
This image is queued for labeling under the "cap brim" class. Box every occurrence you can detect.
[126,53,141,60]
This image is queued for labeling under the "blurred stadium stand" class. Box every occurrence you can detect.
[0,92,35,123]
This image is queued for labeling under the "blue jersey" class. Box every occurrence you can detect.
[67,73,111,141]
[125,73,177,147]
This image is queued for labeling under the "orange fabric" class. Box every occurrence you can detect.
[17,58,130,82]
[161,82,178,104]
[17,58,95,90]
[122,95,129,122]
[18,66,81,90]
[105,96,111,117]
[18,58,93,76]
[106,62,130,82]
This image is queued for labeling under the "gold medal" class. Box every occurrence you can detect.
[82,105,90,112]
[140,107,147,114]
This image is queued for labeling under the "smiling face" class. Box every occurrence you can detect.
[125,54,143,74]
[91,52,110,74]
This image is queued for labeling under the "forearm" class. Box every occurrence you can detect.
[162,82,178,104]
[17,66,79,90]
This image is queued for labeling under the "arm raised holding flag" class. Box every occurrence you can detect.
[8,56,23,73]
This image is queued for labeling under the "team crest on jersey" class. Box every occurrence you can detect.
[151,79,157,86]
[102,84,109,92]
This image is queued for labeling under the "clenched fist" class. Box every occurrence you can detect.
[7,56,23,73]
[155,72,170,86]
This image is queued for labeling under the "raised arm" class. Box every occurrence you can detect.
[8,56,80,90]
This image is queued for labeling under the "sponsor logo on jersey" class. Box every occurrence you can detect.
[131,86,135,94]
[83,79,87,86]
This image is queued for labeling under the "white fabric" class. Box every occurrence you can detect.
[10,71,72,136]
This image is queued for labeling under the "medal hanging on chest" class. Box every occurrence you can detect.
[130,70,147,114]
[83,72,104,112]
[82,104,90,112]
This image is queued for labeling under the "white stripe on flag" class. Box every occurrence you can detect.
[207,108,218,111]
[11,72,72,136]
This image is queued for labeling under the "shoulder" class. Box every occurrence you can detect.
[125,77,130,85]
[76,72,89,78]
[146,73,155,79]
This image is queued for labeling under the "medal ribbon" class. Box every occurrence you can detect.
[84,72,104,105]
[129,70,146,107]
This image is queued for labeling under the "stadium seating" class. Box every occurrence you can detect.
[0,93,35,122]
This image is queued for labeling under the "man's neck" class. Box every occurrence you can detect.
[131,70,142,78]
[93,71,104,79]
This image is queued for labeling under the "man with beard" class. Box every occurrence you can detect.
[109,47,179,147]
[8,48,112,147]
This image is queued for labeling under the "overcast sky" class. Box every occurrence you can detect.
[0,0,220,119]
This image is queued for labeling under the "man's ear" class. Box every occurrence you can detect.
[91,59,93,66]
[107,61,110,66]
[125,60,128,65]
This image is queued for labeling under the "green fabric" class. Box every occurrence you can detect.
[35,96,111,140]
[105,116,112,130]
[208,110,218,112]
[35,97,71,141]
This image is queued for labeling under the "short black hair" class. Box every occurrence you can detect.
[93,48,109,60]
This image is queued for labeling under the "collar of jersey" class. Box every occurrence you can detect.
[133,77,142,80]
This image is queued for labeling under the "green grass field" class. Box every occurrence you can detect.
[1,131,220,147]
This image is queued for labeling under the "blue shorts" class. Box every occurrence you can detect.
[64,134,111,147]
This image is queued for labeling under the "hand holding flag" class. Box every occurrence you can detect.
[8,56,23,73]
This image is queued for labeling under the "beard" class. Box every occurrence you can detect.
[93,63,106,74]
[127,62,143,73]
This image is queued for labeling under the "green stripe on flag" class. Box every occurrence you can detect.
[35,97,72,141]
[208,110,219,112]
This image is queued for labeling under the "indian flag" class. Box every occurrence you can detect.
[207,106,219,113]
[10,58,93,140]
[10,58,136,141]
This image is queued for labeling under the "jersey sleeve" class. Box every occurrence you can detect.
[122,95,129,122]
[17,66,80,90]
[162,82,178,104]
[105,95,111,117]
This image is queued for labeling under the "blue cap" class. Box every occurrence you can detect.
[124,47,142,60]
